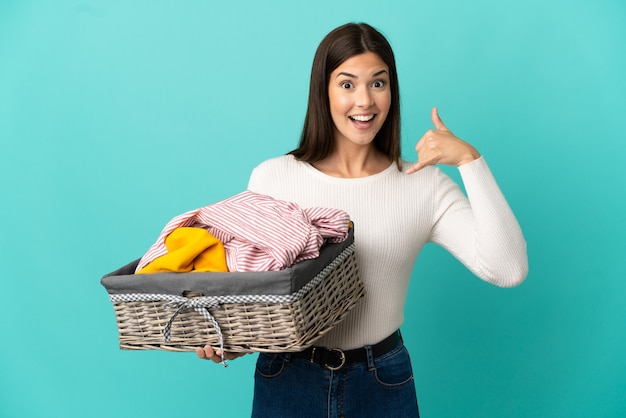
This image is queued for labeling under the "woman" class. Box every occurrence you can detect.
[197,23,528,417]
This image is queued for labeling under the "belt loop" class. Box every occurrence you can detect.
[365,345,375,371]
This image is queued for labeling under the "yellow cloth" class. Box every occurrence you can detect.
[137,227,229,274]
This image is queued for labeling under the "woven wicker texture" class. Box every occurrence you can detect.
[110,249,363,352]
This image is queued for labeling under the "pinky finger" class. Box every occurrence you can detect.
[195,347,206,359]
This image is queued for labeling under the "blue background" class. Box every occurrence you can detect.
[1,0,625,417]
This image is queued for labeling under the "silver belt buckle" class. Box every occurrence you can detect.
[324,348,346,371]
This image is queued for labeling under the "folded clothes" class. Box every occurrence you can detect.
[136,227,228,274]
[136,191,350,273]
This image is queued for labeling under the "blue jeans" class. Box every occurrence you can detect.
[252,340,419,417]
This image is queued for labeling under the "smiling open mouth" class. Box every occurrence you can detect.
[349,114,375,122]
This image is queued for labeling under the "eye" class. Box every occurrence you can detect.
[372,80,385,88]
[340,81,354,89]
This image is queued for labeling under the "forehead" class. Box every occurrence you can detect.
[332,52,389,76]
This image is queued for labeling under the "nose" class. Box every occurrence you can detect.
[355,86,374,108]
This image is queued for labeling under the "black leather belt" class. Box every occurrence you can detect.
[293,330,402,370]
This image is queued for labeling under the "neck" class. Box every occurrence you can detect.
[312,145,392,178]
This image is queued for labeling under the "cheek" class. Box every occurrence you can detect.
[329,93,351,115]
[379,91,392,114]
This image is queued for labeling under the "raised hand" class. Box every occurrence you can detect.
[406,107,480,174]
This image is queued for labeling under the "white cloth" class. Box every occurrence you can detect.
[247,155,528,350]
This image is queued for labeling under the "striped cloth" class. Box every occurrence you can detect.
[135,191,350,273]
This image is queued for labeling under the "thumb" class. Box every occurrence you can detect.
[431,107,448,131]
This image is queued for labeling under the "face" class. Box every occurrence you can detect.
[328,52,391,149]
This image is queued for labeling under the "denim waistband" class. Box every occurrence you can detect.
[292,330,401,370]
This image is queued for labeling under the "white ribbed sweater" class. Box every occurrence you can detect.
[247,155,528,350]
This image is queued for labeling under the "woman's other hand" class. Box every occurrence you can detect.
[195,344,248,364]
[406,107,480,174]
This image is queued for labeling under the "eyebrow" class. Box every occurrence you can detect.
[336,69,388,79]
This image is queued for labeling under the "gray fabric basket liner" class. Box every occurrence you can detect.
[101,227,354,297]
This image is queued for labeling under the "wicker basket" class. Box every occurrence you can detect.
[101,228,363,354]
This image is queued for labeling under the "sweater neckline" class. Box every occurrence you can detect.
[298,156,399,183]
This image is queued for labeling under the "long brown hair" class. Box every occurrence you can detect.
[290,23,401,169]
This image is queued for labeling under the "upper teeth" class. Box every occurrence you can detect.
[350,115,374,122]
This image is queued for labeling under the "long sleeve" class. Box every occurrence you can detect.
[430,157,528,287]
[245,154,527,349]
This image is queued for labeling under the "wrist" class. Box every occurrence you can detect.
[457,149,481,166]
